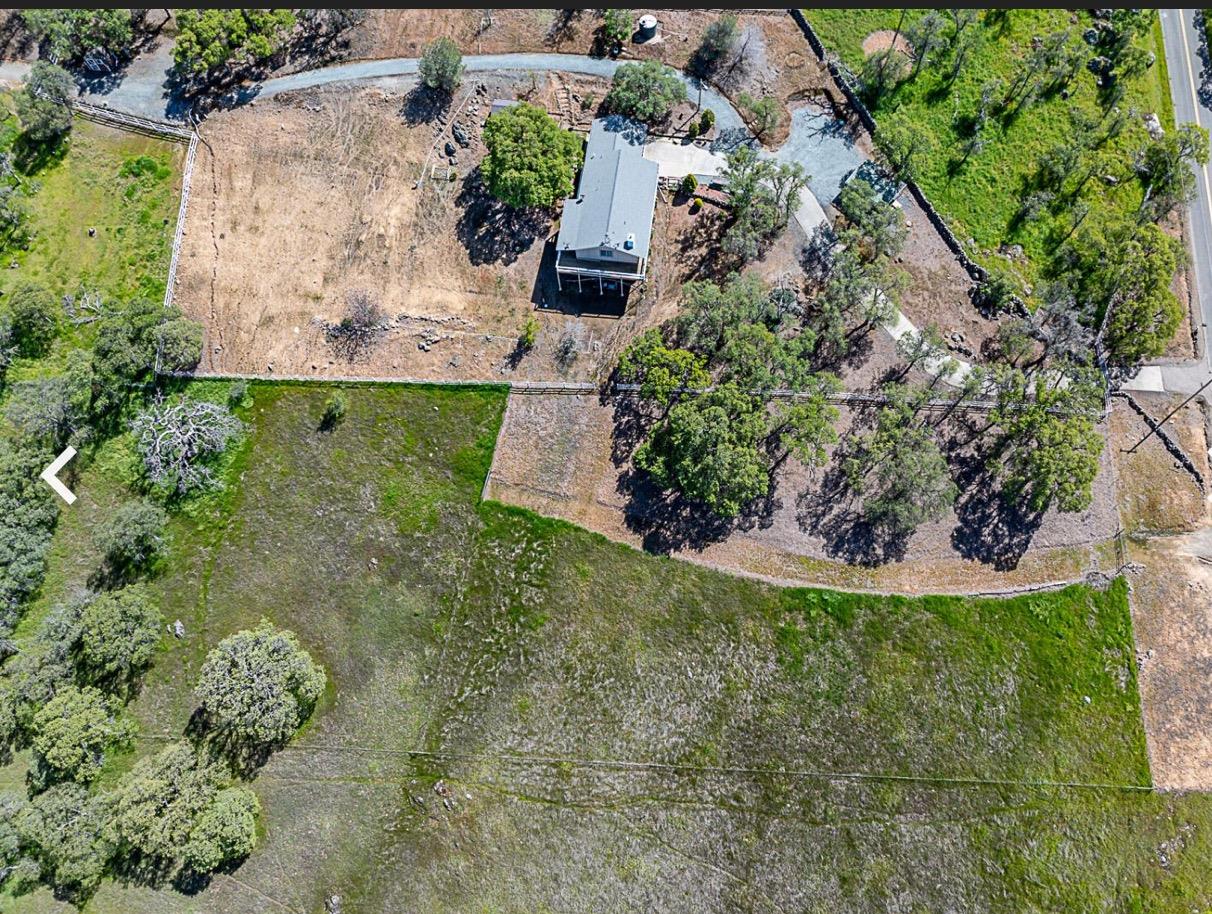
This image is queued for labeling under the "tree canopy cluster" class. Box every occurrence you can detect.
[173,9,297,77]
[605,60,688,124]
[21,9,132,69]
[482,103,584,209]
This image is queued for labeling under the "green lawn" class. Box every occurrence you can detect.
[6,382,1211,913]
[806,9,1176,290]
[0,108,183,385]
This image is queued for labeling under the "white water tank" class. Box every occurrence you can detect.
[638,15,658,41]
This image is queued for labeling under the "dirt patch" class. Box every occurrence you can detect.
[893,194,1001,357]
[1127,531,1212,790]
[486,392,1121,596]
[861,30,913,58]
[346,10,828,148]
[177,79,679,383]
[1111,394,1208,534]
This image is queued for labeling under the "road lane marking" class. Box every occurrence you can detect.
[39,446,76,505]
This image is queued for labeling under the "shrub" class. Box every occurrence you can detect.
[195,620,326,748]
[4,282,57,358]
[320,392,346,430]
[605,60,687,124]
[418,37,463,92]
[699,108,715,134]
[92,500,168,572]
[520,315,540,350]
[78,584,163,681]
[602,8,632,46]
[680,174,699,196]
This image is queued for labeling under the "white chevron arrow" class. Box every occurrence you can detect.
[40,446,76,505]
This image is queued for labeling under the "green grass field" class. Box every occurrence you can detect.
[5,382,1211,913]
[0,108,183,386]
[806,9,1176,289]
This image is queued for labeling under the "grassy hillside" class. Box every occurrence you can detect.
[6,382,1210,913]
[807,9,1176,291]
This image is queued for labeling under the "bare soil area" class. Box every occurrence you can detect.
[1109,392,1212,790]
[347,9,828,147]
[1111,393,1209,534]
[893,194,1002,358]
[1127,531,1212,790]
[861,30,914,57]
[177,79,674,383]
[486,392,1121,595]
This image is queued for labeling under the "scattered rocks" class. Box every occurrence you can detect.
[452,123,471,147]
[1144,111,1165,140]
[87,227,96,237]
[444,141,456,157]
[998,243,1025,261]
[172,620,185,638]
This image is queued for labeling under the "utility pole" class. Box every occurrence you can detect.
[1125,373,1212,453]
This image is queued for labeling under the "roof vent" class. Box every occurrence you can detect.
[624,233,635,250]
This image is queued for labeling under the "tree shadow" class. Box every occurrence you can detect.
[946,436,1044,571]
[400,84,452,126]
[545,9,585,49]
[185,708,276,779]
[455,170,551,266]
[615,466,742,554]
[12,132,68,175]
[606,387,654,468]
[107,848,178,892]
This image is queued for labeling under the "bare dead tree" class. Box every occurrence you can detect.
[62,289,106,326]
[324,289,388,361]
[130,396,242,495]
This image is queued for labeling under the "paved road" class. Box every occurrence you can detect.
[1127,9,1212,394]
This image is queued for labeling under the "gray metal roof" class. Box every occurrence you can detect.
[557,116,659,259]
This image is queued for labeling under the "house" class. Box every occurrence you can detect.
[555,116,659,295]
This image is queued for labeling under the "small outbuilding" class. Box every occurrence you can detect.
[555,117,659,295]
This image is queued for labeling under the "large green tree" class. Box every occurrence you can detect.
[78,584,163,682]
[30,685,132,783]
[182,786,260,873]
[721,145,805,260]
[990,363,1104,513]
[605,60,687,124]
[15,61,74,145]
[173,9,296,76]
[635,383,771,517]
[195,621,326,747]
[617,329,709,408]
[110,740,221,860]
[22,9,132,65]
[13,783,112,897]
[481,103,583,209]
[844,386,957,535]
